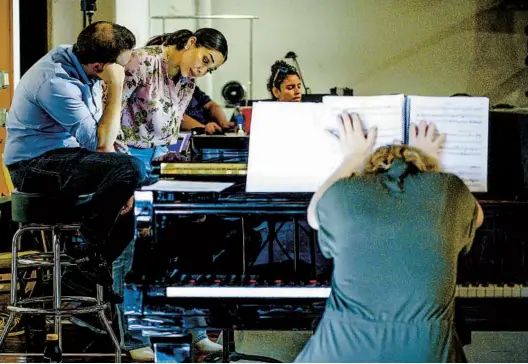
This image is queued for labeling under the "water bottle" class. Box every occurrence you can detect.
[233,107,245,135]
[43,334,62,363]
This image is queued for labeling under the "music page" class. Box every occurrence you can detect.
[407,96,489,192]
[246,102,342,193]
[322,94,406,149]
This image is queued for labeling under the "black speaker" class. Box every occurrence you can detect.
[476,110,528,201]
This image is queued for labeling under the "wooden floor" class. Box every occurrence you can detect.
[0,317,130,363]
[0,314,225,363]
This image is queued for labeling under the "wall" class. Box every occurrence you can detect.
[49,0,116,47]
[147,0,528,107]
[47,0,528,107]
[115,0,150,48]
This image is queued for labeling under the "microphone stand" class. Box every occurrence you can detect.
[81,0,97,27]
[285,51,311,94]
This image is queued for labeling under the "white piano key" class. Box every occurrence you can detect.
[166,286,332,298]
[485,285,495,297]
[494,285,504,297]
[458,286,468,298]
[512,284,522,298]
[166,284,528,300]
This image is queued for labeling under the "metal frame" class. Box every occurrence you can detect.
[150,15,259,99]
[0,224,121,363]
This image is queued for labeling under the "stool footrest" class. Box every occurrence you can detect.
[8,296,108,316]
[18,252,76,268]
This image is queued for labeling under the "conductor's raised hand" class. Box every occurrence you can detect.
[409,120,446,160]
[338,112,377,159]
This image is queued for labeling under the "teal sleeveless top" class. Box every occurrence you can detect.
[295,159,479,363]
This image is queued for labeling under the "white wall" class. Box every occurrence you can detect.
[48,0,528,107]
[12,0,19,87]
[49,0,116,46]
[115,0,150,48]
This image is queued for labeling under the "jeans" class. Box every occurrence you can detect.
[112,145,208,350]
[8,147,147,264]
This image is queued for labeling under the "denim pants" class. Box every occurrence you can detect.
[112,146,208,350]
[7,147,147,264]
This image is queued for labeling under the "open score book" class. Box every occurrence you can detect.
[246,94,489,193]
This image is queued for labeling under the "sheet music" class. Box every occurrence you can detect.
[322,94,406,149]
[407,96,489,192]
[246,102,342,192]
[142,180,234,192]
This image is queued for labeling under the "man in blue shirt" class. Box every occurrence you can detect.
[181,86,234,134]
[4,21,146,298]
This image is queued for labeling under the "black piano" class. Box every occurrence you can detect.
[125,110,528,362]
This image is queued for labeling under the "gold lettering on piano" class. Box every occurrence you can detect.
[160,163,248,176]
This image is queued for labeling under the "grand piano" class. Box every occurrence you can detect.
[124,110,528,362]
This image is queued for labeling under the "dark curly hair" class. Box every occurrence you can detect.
[266,60,300,100]
[146,28,228,62]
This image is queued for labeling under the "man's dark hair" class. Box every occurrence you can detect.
[72,21,136,64]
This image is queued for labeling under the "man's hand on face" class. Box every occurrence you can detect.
[99,63,125,86]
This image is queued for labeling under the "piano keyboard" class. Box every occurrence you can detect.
[166,284,528,299]
[160,163,247,176]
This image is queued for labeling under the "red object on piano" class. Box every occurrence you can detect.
[241,107,252,134]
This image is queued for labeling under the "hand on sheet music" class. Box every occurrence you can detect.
[338,112,378,159]
[408,121,446,160]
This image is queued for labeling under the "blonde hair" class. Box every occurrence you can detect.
[360,145,440,175]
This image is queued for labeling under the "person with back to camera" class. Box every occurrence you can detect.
[294,114,484,362]
[3,21,145,302]
[109,28,228,360]
[266,60,302,102]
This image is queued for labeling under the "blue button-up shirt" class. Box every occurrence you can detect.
[3,45,102,165]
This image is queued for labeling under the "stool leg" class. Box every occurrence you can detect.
[0,228,26,350]
[0,313,16,350]
[52,227,62,348]
[96,285,122,363]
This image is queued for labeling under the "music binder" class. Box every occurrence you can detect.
[246,95,489,193]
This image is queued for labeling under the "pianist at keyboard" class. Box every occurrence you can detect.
[295,115,484,363]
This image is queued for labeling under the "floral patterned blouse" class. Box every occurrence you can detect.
[114,45,195,152]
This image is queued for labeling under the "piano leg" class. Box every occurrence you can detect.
[241,217,247,274]
[267,220,276,266]
[293,218,300,273]
[222,329,236,363]
[310,230,317,278]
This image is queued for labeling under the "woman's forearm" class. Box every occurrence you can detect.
[181,114,205,130]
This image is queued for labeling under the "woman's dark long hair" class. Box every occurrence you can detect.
[146,28,228,61]
[266,60,300,99]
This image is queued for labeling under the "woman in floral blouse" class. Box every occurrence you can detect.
[116,28,228,171]
[112,28,228,361]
